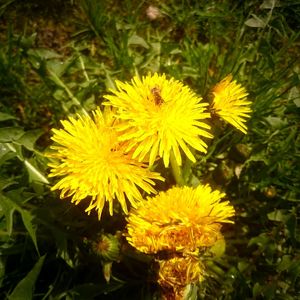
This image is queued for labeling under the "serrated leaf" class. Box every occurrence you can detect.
[238,261,249,272]
[5,143,24,161]
[128,34,149,49]
[245,16,265,28]
[289,260,300,283]
[0,193,39,252]
[0,177,17,191]
[0,256,6,286]
[8,255,45,300]
[248,233,270,247]
[252,282,262,297]
[25,159,49,184]
[267,210,289,222]
[289,86,300,107]
[0,127,24,143]
[28,48,61,60]
[47,56,75,77]
[20,209,38,253]
[0,193,16,235]
[0,143,11,157]
[19,33,36,48]
[0,143,17,165]
[0,112,16,121]
[209,237,226,257]
[6,188,34,205]
[260,0,278,9]
[245,153,269,165]
[277,255,292,272]
[47,59,69,77]
[265,116,287,128]
[16,129,44,151]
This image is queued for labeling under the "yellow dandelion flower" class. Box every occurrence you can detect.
[157,255,204,300]
[47,108,163,219]
[103,73,212,167]
[211,74,251,134]
[126,184,234,254]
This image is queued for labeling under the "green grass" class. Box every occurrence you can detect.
[0,0,299,299]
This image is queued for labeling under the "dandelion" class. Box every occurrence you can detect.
[104,73,212,167]
[126,184,235,254]
[47,108,163,219]
[157,255,204,300]
[211,74,251,134]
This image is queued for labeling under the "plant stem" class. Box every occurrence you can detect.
[170,150,185,186]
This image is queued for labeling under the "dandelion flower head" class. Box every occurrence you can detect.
[126,184,235,254]
[47,108,163,219]
[157,255,204,300]
[104,73,212,167]
[211,74,251,134]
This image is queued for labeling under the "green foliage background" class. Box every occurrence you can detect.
[0,0,299,299]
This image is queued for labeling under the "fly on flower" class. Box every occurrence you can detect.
[104,73,213,167]
[151,86,164,106]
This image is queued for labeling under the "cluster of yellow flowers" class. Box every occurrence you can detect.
[47,73,251,299]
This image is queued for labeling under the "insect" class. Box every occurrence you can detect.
[151,87,164,105]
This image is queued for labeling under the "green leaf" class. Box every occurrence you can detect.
[0,177,17,191]
[209,238,226,257]
[289,260,300,284]
[105,72,116,90]
[289,86,300,107]
[267,209,289,222]
[47,59,70,77]
[8,255,45,300]
[27,48,61,60]
[19,33,37,48]
[252,282,262,298]
[0,193,39,252]
[24,158,49,184]
[5,143,24,160]
[0,193,16,235]
[260,0,278,9]
[20,209,38,254]
[16,129,44,151]
[245,15,266,28]
[277,255,292,272]
[0,127,24,143]
[265,116,287,128]
[248,233,270,247]
[0,143,16,165]
[238,261,250,272]
[183,284,198,300]
[128,34,149,49]
[0,112,16,121]
[0,256,6,286]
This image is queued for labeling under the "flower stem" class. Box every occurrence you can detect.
[170,151,185,186]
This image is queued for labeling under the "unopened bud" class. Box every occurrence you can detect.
[92,233,120,261]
